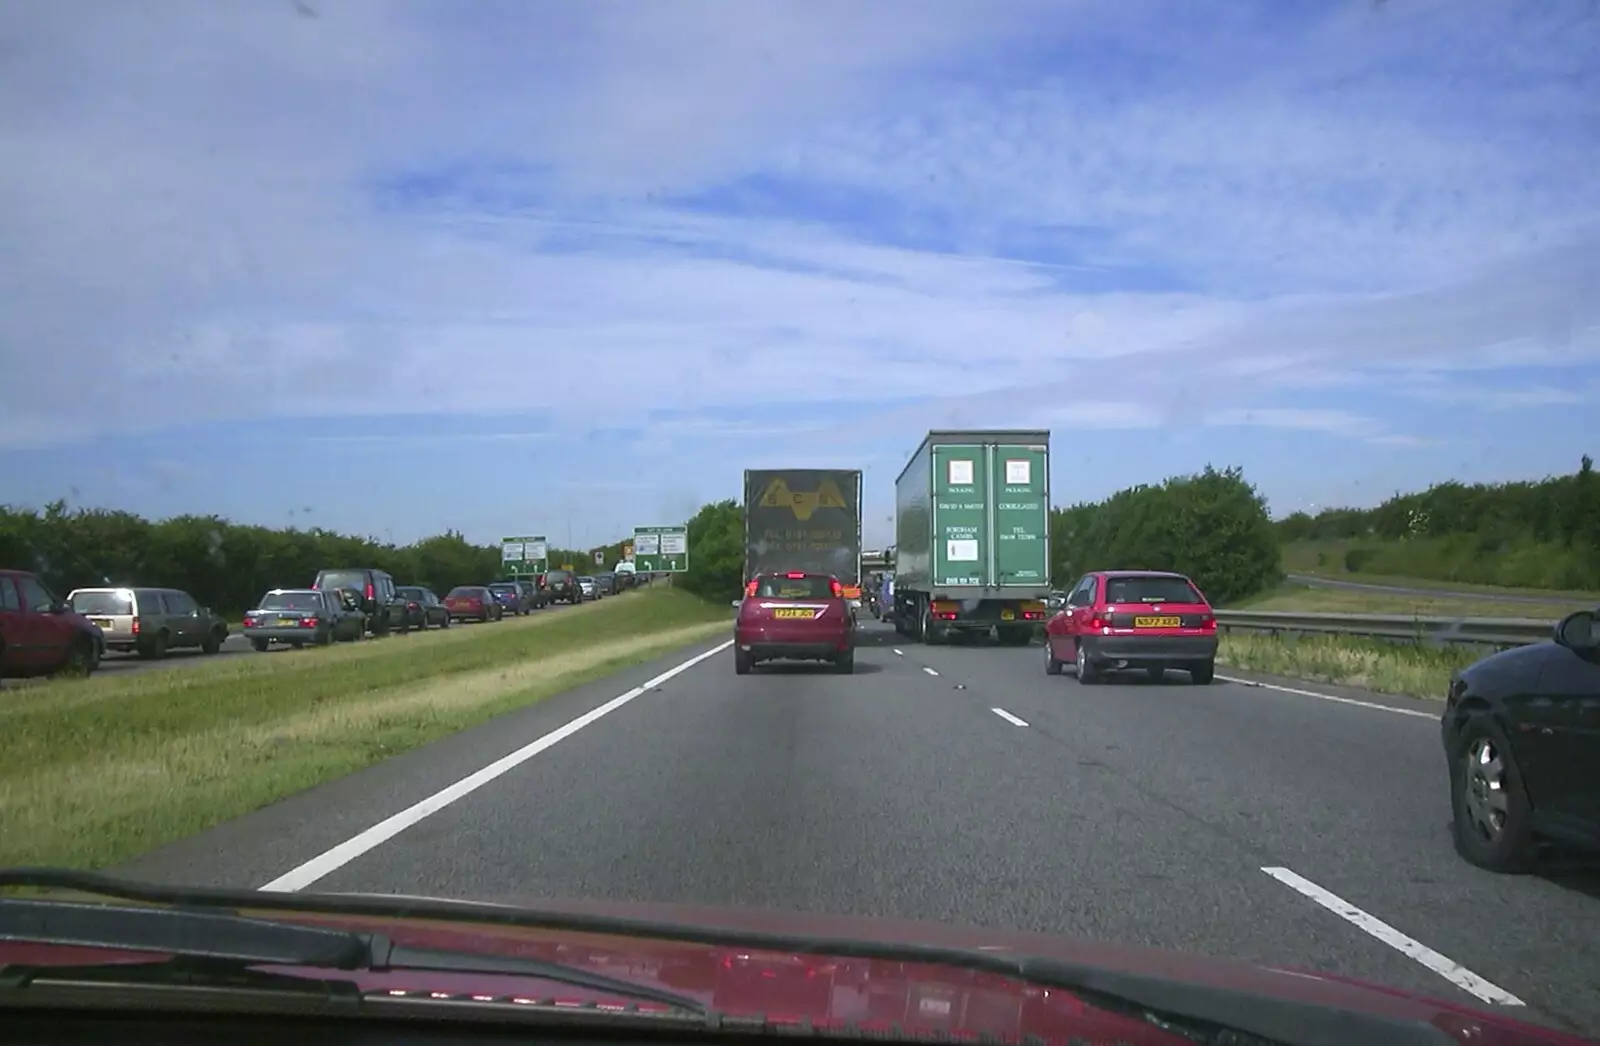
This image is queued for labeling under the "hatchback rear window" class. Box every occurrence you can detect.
[756,574,835,599]
[447,587,481,598]
[70,590,134,615]
[395,587,424,599]
[260,592,322,611]
[1104,576,1204,604]
[546,571,572,582]
[489,583,517,593]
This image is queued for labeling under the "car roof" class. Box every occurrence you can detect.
[1098,570,1191,580]
[266,588,320,595]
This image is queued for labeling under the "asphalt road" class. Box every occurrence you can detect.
[1285,572,1597,608]
[119,620,1600,1037]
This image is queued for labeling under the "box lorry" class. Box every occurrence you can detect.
[891,430,1051,645]
[743,468,864,604]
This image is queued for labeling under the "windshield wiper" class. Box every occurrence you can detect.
[0,897,705,1015]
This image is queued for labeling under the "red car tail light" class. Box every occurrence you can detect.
[365,582,375,600]
[243,616,257,628]
[786,572,807,579]
[301,617,318,628]
[1089,616,1107,630]
[745,579,759,598]
[829,578,843,599]
[407,601,420,611]
[1199,614,1216,631]
[131,616,141,635]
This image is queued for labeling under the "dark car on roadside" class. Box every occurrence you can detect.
[1043,570,1217,685]
[1441,607,1600,873]
[595,572,617,596]
[0,568,103,679]
[312,568,405,636]
[242,588,365,651]
[487,582,529,616]
[733,571,856,675]
[395,586,451,631]
[444,586,503,623]
[544,569,581,605]
[511,578,543,610]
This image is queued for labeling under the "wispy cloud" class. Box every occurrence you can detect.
[1,0,1595,538]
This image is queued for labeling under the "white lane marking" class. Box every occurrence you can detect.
[922,666,939,676]
[259,640,735,893]
[991,707,1029,727]
[1261,866,1524,1007]
[1218,675,1435,720]
[892,648,905,656]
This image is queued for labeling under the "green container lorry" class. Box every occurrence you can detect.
[891,430,1051,645]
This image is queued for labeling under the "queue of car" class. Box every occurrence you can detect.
[1,562,631,679]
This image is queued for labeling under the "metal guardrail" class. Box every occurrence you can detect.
[1212,609,1556,648]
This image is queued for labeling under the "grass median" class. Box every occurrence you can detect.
[1216,632,1489,700]
[1232,583,1581,621]
[0,588,731,871]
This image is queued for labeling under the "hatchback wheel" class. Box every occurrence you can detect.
[1451,715,1535,872]
[735,648,753,675]
[1044,640,1064,676]
[833,650,855,674]
[1075,643,1099,684]
[1191,660,1215,685]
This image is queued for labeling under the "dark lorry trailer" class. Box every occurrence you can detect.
[743,469,864,595]
[891,430,1052,646]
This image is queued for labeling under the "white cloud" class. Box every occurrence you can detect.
[1,0,1596,474]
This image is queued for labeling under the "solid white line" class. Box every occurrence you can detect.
[892,648,904,657]
[922,666,939,676]
[991,707,1029,727]
[1218,675,1436,720]
[258,639,735,893]
[1260,866,1524,1007]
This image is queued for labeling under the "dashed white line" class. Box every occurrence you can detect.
[892,648,905,656]
[1261,866,1524,1007]
[1218,675,1436,719]
[990,707,1029,727]
[922,666,939,676]
[258,639,735,893]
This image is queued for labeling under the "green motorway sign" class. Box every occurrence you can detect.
[632,524,689,573]
[500,534,549,576]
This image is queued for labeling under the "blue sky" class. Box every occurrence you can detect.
[1,0,1597,550]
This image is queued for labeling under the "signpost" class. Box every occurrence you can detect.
[500,535,548,578]
[633,524,689,573]
[593,550,605,565]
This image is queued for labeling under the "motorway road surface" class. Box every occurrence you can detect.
[1285,572,1597,608]
[119,620,1600,1037]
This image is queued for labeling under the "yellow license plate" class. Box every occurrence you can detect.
[91,618,112,628]
[277,616,300,626]
[1000,610,1015,621]
[773,608,814,619]
[1134,615,1181,628]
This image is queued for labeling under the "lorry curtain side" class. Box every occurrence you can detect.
[743,468,864,584]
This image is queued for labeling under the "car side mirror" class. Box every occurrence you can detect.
[1555,609,1598,653]
[50,600,69,614]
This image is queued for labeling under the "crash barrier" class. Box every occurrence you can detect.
[1212,609,1558,648]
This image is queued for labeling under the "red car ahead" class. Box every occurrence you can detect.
[1044,569,1217,684]
[734,571,856,675]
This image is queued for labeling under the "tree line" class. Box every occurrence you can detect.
[1048,466,1281,607]
[0,501,625,618]
[1273,456,1600,590]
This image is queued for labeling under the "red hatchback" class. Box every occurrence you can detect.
[1044,570,1217,685]
[734,571,856,675]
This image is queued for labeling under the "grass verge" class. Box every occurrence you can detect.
[1216,632,1487,701]
[1280,538,1600,601]
[1232,583,1577,622]
[0,588,730,871]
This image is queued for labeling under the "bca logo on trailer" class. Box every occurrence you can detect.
[757,477,847,521]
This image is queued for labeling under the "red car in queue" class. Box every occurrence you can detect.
[443,585,503,623]
[734,571,856,675]
[1044,570,1217,685]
